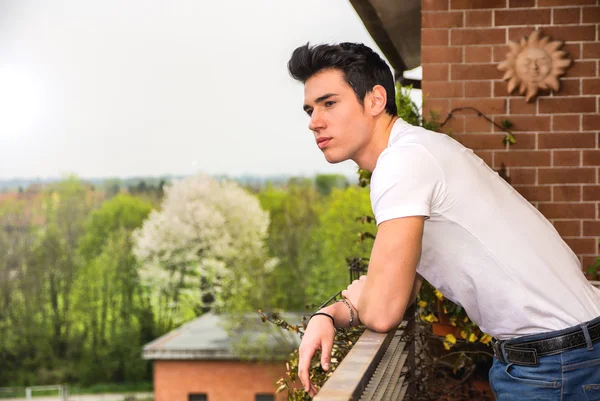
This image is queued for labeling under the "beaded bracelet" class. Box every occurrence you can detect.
[337,298,355,327]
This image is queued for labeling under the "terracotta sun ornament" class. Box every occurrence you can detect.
[498,30,572,102]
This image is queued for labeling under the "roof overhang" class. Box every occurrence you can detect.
[142,348,288,361]
[349,0,421,81]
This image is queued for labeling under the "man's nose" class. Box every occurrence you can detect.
[308,110,325,131]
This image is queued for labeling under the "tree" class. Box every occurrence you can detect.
[0,197,40,384]
[258,180,321,310]
[132,174,271,324]
[306,186,374,302]
[0,181,158,385]
[35,179,92,359]
[0,179,94,384]
[73,194,153,383]
[103,179,122,199]
[314,174,349,196]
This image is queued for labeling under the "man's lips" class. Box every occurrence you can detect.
[316,137,332,149]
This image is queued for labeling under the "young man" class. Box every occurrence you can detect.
[288,42,600,400]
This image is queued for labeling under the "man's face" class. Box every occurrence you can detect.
[303,69,371,164]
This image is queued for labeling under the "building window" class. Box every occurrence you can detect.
[188,394,207,401]
[255,394,274,401]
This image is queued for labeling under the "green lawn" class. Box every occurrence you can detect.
[69,382,153,394]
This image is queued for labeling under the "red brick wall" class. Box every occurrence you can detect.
[153,360,288,401]
[421,0,600,272]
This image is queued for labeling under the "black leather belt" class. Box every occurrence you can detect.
[492,320,600,366]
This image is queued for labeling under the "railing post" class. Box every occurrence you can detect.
[404,303,418,398]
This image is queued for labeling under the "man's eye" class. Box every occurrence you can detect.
[324,101,335,107]
[306,110,313,117]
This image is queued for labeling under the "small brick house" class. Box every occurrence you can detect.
[143,313,301,401]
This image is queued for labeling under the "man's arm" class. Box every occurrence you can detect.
[298,215,424,395]
[410,273,424,306]
[347,216,424,333]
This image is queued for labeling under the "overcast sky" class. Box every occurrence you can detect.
[0,1,418,180]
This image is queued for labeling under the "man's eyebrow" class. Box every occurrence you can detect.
[303,93,338,112]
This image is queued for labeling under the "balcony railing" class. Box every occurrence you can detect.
[314,280,600,400]
[313,306,416,401]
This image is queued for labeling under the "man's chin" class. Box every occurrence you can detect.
[323,152,348,164]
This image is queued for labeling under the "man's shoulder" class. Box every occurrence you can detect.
[390,123,457,151]
[371,139,445,191]
[385,127,460,170]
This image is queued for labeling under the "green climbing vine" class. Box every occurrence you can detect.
[439,106,516,148]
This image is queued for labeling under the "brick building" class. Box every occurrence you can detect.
[143,313,301,401]
[418,0,600,271]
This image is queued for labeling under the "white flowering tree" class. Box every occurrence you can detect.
[132,174,271,324]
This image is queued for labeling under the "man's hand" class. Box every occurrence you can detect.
[341,275,366,318]
[298,314,336,397]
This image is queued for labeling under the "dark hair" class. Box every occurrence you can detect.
[287,42,397,116]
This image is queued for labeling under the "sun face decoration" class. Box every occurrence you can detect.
[498,30,572,102]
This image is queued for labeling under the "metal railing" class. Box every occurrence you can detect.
[314,305,416,401]
[312,278,600,400]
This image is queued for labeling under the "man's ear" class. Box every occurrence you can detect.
[367,85,388,117]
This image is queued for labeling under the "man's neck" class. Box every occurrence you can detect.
[354,115,399,172]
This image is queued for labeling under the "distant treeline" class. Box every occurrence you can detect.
[0,173,356,193]
[0,172,373,387]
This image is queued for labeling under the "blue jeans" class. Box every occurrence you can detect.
[489,316,600,400]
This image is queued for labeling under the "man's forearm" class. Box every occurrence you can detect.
[355,217,423,333]
[358,273,420,332]
[358,287,408,333]
[409,274,423,306]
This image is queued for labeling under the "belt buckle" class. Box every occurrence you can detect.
[509,346,540,366]
[491,339,505,363]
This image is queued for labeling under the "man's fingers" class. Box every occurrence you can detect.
[298,319,336,396]
[298,346,314,392]
[320,334,333,371]
[341,289,348,298]
[360,275,367,281]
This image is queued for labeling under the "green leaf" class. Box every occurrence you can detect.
[503,134,517,146]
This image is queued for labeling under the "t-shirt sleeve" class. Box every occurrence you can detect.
[370,144,445,225]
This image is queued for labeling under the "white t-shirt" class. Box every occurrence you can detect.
[370,118,600,340]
